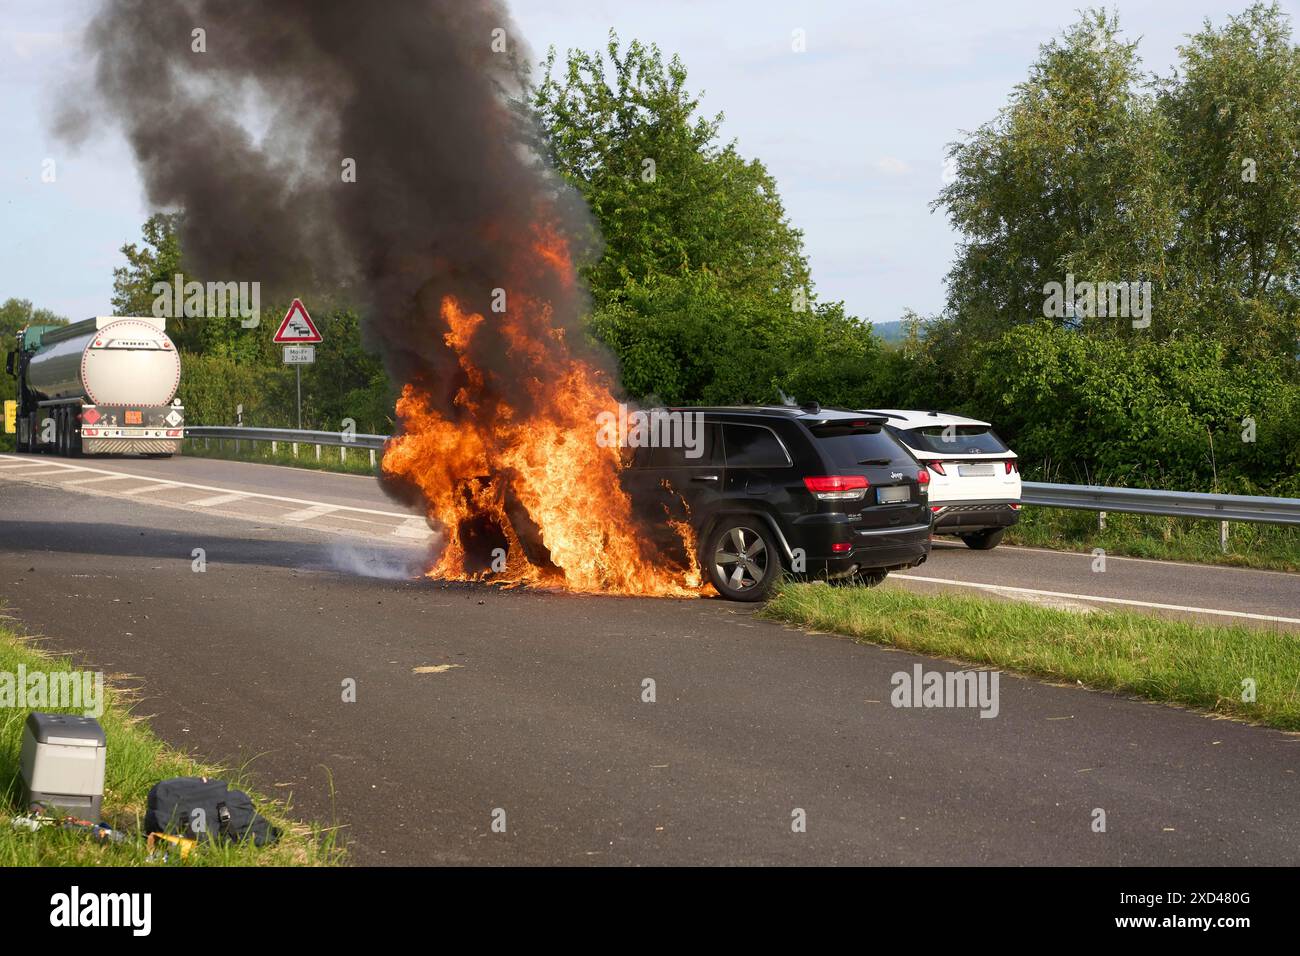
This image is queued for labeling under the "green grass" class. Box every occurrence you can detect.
[763,582,1300,730]
[1007,505,1300,573]
[0,616,342,866]
[182,436,379,476]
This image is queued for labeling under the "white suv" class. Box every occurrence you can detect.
[860,409,1021,550]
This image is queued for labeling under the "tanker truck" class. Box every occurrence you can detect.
[4,316,184,457]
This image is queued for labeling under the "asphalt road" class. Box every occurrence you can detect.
[1,453,1298,865]
[4,451,1295,629]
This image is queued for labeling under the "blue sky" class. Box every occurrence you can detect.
[1,0,1288,324]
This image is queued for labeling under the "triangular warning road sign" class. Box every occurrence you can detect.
[273,299,322,343]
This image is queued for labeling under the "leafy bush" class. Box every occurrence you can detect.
[970,321,1300,492]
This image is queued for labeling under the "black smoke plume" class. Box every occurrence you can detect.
[66,0,599,438]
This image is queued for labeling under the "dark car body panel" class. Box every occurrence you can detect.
[622,406,932,579]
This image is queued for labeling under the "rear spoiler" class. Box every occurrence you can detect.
[807,415,890,433]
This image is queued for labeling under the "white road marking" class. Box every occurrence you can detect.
[0,462,76,470]
[0,453,414,519]
[892,573,1300,626]
[997,543,1300,577]
[284,503,341,522]
[0,452,431,542]
[2,467,87,477]
[120,482,177,495]
[189,492,251,507]
[395,517,433,539]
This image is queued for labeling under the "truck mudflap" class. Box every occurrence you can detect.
[78,404,184,456]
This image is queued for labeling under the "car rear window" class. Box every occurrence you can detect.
[897,425,1009,455]
[807,423,911,470]
[722,424,791,467]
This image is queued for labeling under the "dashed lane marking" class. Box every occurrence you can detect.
[189,492,251,507]
[1,467,87,477]
[120,481,177,495]
[284,503,341,522]
[0,453,432,541]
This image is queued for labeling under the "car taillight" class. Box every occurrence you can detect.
[831,542,852,554]
[916,469,930,487]
[928,461,946,476]
[1004,459,1018,474]
[803,475,869,500]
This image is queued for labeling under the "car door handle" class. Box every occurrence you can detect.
[691,474,720,482]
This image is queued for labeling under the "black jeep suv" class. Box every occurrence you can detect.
[621,405,933,601]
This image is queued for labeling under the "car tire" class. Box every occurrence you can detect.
[961,529,1005,550]
[704,518,780,602]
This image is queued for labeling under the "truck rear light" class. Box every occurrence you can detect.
[830,542,852,554]
[81,408,100,425]
[1004,459,1018,474]
[803,475,869,501]
[931,505,943,512]
[1010,503,1021,510]
[927,461,946,476]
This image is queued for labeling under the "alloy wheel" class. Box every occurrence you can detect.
[713,526,769,592]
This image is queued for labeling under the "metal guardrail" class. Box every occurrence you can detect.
[184,425,386,465]
[185,425,386,449]
[184,426,1300,528]
[1022,481,1300,526]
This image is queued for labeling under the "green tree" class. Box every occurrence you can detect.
[1,299,68,450]
[108,213,393,430]
[532,32,874,405]
[110,213,200,350]
[533,32,810,304]
[935,10,1176,343]
[972,321,1300,492]
[1158,2,1300,357]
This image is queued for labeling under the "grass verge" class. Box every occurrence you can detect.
[0,616,341,866]
[182,436,378,477]
[762,582,1300,731]
[1006,505,1300,573]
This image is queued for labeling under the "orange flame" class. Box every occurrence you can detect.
[382,226,700,597]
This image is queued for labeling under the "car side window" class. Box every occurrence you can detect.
[643,422,722,467]
[723,423,792,467]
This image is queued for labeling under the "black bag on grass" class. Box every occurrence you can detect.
[145,776,280,846]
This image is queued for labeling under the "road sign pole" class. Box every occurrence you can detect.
[274,300,321,431]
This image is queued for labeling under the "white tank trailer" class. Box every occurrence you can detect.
[5,316,185,456]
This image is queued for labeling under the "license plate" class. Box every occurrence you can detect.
[958,463,995,477]
[125,410,143,425]
[877,485,910,504]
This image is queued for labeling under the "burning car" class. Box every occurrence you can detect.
[620,404,933,601]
